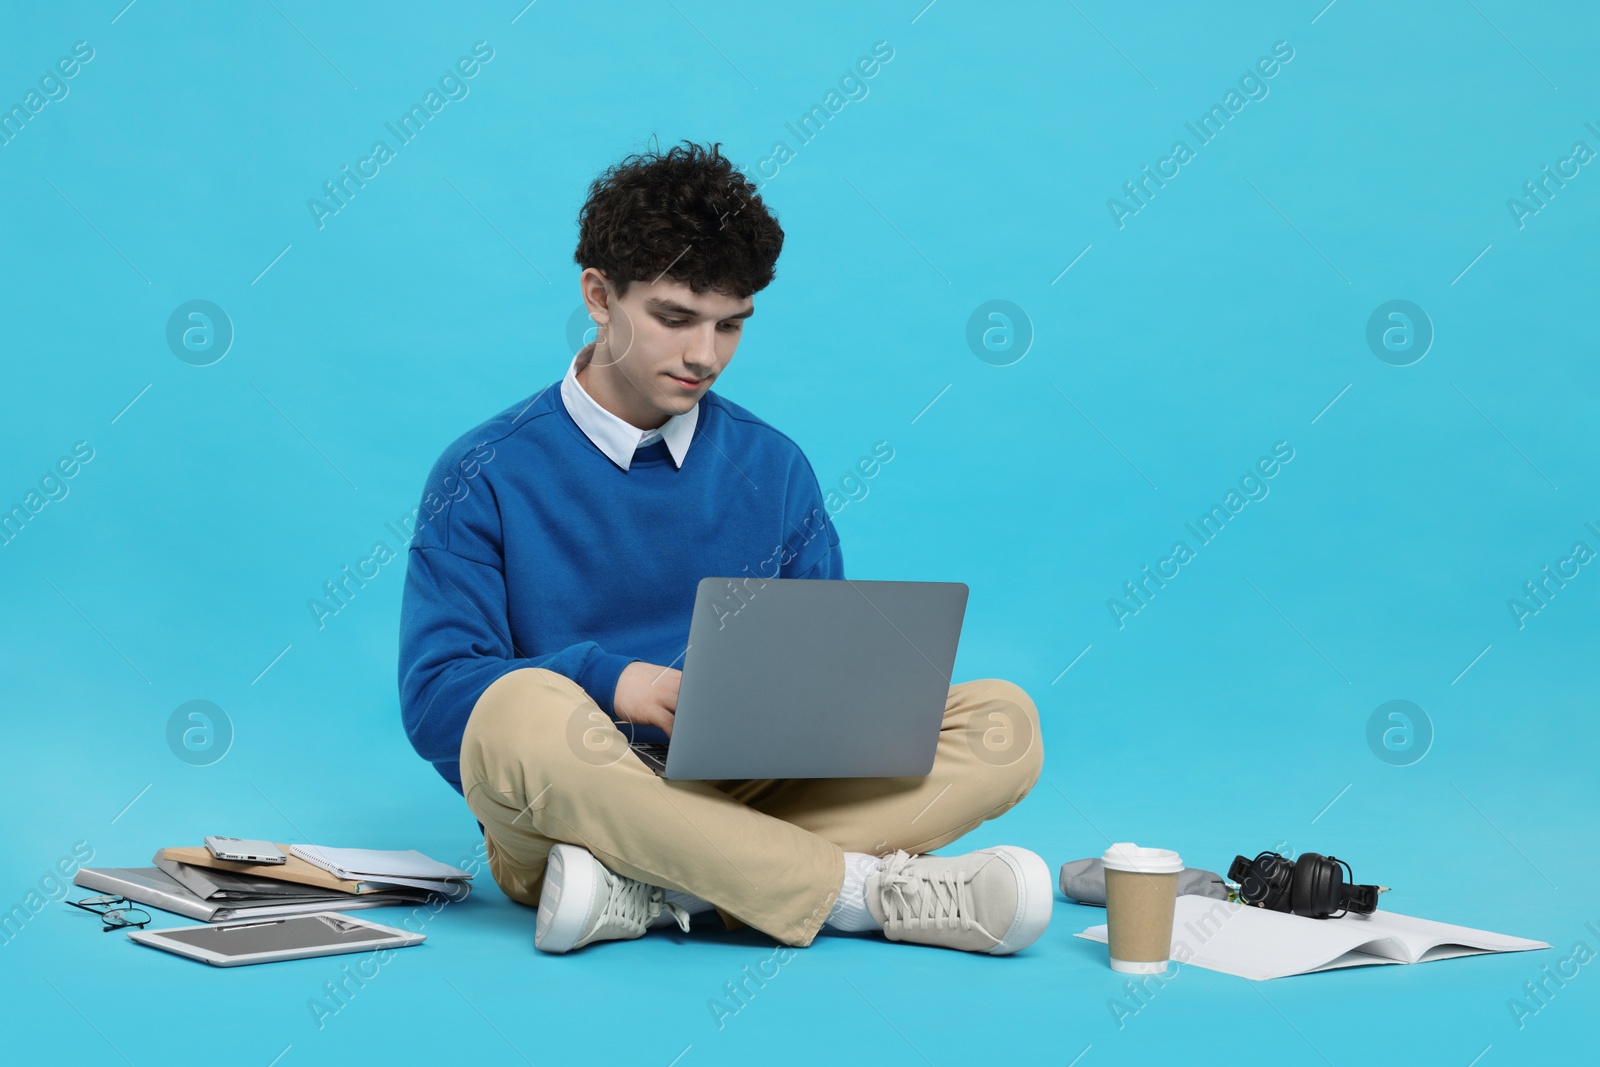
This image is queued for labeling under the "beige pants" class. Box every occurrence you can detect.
[458,667,1043,947]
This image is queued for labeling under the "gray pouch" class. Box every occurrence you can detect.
[1058,856,1228,906]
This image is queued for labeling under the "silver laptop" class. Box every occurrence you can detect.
[632,578,968,780]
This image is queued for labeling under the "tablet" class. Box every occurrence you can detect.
[126,911,424,967]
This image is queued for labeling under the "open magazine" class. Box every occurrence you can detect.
[1075,894,1549,980]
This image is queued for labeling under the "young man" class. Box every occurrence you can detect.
[398,141,1051,955]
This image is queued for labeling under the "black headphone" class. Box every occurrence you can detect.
[1227,851,1385,919]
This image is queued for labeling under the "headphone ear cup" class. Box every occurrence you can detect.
[1257,852,1295,912]
[1290,853,1339,918]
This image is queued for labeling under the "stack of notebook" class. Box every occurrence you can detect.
[74,842,474,923]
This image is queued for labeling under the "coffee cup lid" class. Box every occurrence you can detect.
[1101,842,1182,874]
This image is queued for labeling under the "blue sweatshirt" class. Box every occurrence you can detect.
[397,382,845,795]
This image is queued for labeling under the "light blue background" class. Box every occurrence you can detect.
[3,1,1597,1063]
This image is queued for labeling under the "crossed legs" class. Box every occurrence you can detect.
[459,667,1042,947]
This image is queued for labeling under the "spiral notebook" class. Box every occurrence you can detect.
[73,866,433,923]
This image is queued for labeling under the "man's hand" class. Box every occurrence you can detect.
[613,660,680,736]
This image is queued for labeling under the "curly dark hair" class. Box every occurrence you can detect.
[573,139,783,301]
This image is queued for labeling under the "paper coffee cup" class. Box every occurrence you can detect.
[1102,842,1182,974]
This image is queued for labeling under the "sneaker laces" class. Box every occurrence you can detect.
[589,867,691,941]
[874,849,999,948]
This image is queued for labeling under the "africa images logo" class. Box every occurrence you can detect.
[1106,41,1295,230]
[307,42,495,230]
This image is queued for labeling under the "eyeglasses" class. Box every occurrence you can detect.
[65,894,152,932]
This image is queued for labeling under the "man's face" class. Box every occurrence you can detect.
[582,270,754,428]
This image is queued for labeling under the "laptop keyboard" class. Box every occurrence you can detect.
[630,742,669,776]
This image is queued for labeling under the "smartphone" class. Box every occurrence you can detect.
[204,836,287,865]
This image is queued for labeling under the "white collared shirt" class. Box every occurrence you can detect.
[559,351,699,471]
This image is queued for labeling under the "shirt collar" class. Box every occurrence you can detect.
[560,349,699,471]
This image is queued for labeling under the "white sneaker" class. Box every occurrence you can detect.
[866,846,1052,955]
[534,844,691,954]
